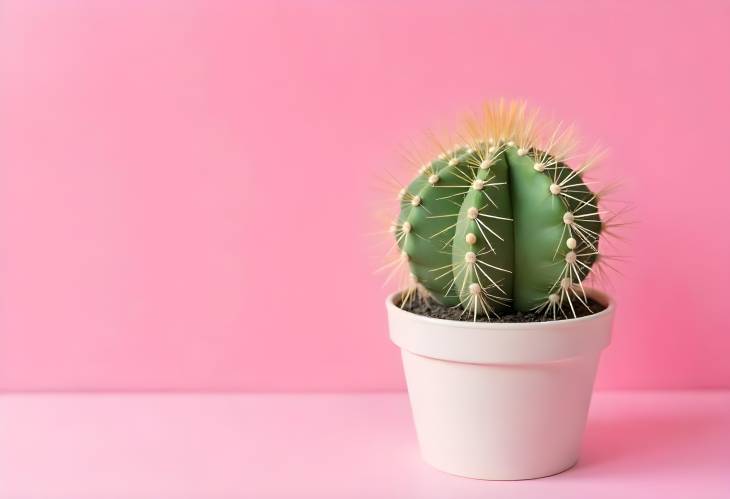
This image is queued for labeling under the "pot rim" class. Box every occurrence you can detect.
[386,287,614,331]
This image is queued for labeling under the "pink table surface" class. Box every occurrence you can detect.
[0,391,728,499]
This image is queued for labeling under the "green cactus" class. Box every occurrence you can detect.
[393,102,604,319]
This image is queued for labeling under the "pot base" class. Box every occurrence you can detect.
[423,456,578,481]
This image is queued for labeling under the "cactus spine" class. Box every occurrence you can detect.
[393,101,605,319]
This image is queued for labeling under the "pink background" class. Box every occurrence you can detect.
[1,0,728,392]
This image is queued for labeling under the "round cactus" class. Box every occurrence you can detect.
[393,101,605,319]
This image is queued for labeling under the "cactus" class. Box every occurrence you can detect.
[391,101,608,320]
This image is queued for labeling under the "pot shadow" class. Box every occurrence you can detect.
[568,405,729,477]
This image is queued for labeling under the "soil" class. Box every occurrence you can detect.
[399,295,607,323]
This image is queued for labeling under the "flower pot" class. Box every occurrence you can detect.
[386,288,614,480]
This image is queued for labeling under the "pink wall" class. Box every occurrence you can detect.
[1,0,728,391]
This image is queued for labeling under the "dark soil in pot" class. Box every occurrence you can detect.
[399,295,607,323]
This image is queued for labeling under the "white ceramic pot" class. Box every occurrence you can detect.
[387,289,614,480]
